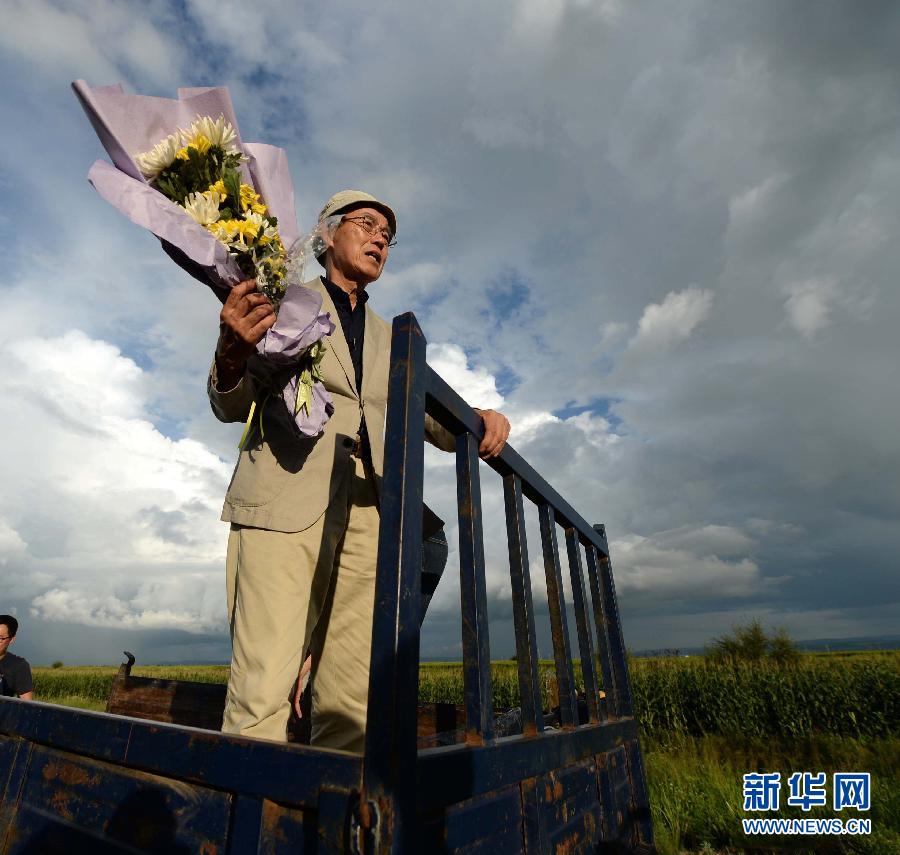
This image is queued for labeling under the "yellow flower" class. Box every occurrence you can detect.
[243,211,279,245]
[175,133,212,161]
[207,217,262,251]
[206,218,239,245]
[239,183,267,215]
[208,179,227,196]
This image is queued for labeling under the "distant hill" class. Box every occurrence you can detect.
[793,634,900,653]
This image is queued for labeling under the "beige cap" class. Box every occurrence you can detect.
[317,189,397,237]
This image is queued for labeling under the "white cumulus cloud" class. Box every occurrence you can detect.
[627,287,714,354]
[0,329,232,631]
[428,343,505,410]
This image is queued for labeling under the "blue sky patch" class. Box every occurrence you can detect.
[553,397,623,432]
[493,365,520,398]
[483,269,531,326]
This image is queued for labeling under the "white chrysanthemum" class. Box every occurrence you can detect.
[184,190,223,226]
[181,114,240,155]
[133,132,181,180]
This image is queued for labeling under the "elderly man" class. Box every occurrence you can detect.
[0,615,33,700]
[210,190,510,751]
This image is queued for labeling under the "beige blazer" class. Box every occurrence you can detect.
[209,277,454,532]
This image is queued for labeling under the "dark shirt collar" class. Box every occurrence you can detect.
[322,276,368,311]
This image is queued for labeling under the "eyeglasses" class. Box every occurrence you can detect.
[341,215,396,247]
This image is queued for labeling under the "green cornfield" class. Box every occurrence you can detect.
[419,654,899,739]
[630,654,898,740]
[31,665,231,707]
[33,652,898,740]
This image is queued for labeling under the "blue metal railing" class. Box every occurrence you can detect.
[361,312,652,852]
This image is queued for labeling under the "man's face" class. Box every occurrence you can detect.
[0,625,13,656]
[327,206,392,287]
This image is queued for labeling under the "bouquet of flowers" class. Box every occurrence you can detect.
[136,114,288,303]
[71,80,334,437]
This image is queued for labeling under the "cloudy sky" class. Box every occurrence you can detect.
[1,0,898,666]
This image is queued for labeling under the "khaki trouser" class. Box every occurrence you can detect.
[222,454,380,752]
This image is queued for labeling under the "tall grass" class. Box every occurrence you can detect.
[646,734,900,855]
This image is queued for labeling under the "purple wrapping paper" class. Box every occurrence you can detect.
[73,80,332,437]
[280,372,335,438]
[259,285,336,363]
[259,284,336,437]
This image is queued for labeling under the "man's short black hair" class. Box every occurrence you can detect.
[0,615,18,637]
